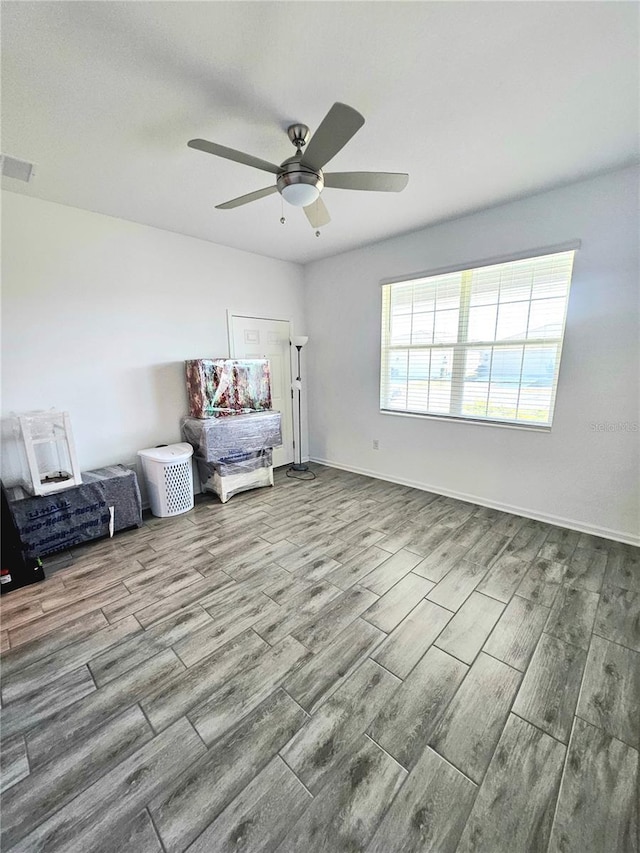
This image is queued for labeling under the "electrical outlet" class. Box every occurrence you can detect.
[372,439,379,450]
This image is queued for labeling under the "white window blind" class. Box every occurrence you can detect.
[380,249,576,427]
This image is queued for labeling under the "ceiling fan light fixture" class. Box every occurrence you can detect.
[277,159,324,208]
[280,182,320,207]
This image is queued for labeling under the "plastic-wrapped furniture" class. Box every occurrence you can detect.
[181,411,281,503]
[185,359,272,418]
[196,449,274,503]
[13,410,82,496]
[181,411,282,460]
[7,464,143,558]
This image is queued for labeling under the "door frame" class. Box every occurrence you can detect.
[226,311,299,466]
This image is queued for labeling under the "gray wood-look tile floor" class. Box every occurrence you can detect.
[1,463,638,853]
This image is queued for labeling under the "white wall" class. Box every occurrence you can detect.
[304,166,640,544]
[1,192,307,489]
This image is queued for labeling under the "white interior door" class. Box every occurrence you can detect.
[229,315,293,468]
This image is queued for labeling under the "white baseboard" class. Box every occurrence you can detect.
[310,456,640,547]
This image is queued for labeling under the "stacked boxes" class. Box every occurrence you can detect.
[182,360,282,502]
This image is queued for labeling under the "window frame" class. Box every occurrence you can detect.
[379,241,580,430]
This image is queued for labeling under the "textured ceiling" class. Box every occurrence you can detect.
[2,1,638,263]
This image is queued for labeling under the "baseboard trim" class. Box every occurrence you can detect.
[310,456,640,547]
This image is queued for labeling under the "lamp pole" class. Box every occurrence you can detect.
[290,336,309,472]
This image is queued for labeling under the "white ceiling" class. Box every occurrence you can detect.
[2,1,638,264]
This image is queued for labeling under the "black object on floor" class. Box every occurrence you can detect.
[1,481,45,594]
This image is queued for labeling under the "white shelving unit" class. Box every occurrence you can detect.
[15,410,82,496]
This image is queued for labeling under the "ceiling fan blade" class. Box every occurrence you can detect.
[304,197,331,228]
[300,103,365,172]
[215,185,278,210]
[188,139,280,175]
[324,172,409,192]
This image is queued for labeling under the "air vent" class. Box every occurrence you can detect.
[1,155,35,183]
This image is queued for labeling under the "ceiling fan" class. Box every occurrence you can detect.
[188,102,409,229]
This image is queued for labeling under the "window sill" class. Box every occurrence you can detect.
[379,408,552,433]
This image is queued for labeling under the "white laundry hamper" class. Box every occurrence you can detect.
[137,443,194,517]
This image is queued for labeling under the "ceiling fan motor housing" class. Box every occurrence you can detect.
[287,123,310,149]
[277,156,324,207]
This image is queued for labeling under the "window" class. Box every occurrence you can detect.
[380,249,576,427]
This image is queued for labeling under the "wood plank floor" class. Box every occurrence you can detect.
[1,463,638,853]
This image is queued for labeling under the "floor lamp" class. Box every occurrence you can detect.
[290,335,309,472]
